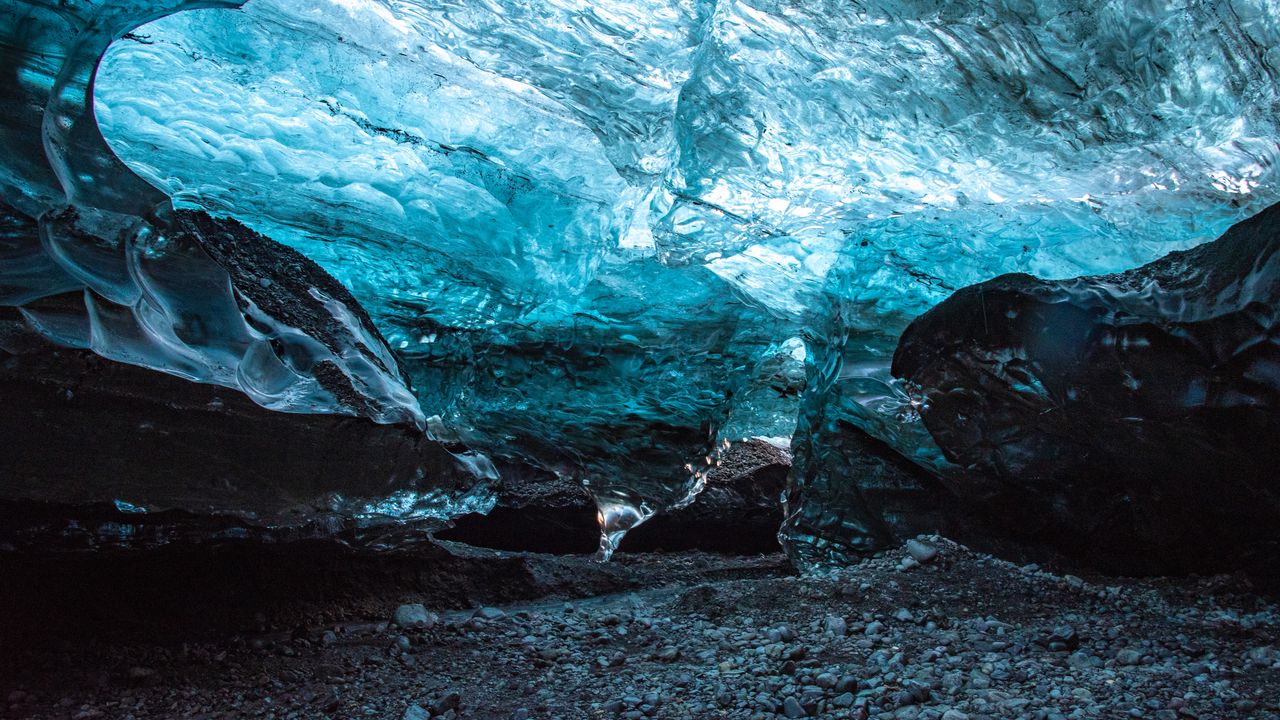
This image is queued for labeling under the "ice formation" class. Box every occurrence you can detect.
[3,0,1280,557]
[888,201,1280,574]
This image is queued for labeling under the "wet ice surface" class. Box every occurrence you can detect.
[90,0,1280,544]
[5,0,1280,550]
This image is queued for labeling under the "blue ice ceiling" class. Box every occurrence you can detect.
[4,0,1280,551]
[97,0,1280,307]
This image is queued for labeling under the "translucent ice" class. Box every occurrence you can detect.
[5,0,1280,553]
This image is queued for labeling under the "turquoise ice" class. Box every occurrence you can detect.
[4,0,1280,554]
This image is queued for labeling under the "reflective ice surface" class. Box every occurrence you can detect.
[5,0,1280,552]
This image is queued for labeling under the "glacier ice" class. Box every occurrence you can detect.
[0,345,495,537]
[0,0,425,427]
[886,200,1280,574]
[4,0,1280,556]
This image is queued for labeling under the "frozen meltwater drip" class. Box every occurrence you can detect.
[113,499,146,514]
[593,499,655,562]
[590,453,715,561]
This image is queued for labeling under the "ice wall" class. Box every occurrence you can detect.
[0,0,427,426]
[0,0,491,530]
[5,0,1280,554]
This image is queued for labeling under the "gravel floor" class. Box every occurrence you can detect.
[2,538,1278,720]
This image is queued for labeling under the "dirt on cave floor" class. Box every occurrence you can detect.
[1,537,1278,720]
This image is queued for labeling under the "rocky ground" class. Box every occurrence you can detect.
[2,538,1278,720]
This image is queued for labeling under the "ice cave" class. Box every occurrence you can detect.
[2,1,1280,718]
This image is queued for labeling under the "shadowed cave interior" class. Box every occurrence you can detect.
[2,1,1280,718]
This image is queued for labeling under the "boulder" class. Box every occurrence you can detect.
[892,202,1280,575]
